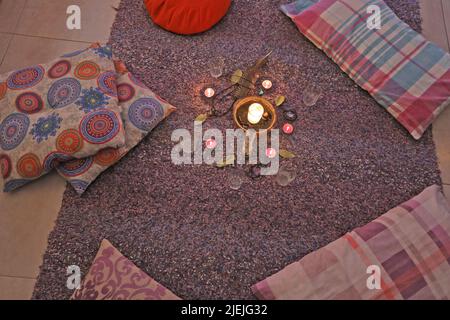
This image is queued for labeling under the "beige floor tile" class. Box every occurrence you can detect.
[0,33,12,63]
[423,0,450,185]
[0,35,88,74]
[0,276,36,300]
[444,184,450,202]
[433,107,450,184]
[15,0,120,43]
[0,0,27,34]
[442,0,450,48]
[0,172,66,278]
[420,0,450,51]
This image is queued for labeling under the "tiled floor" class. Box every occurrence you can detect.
[0,0,449,299]
[422,0,450,199]
[0,0,119,299]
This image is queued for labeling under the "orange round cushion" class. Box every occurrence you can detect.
[144,0,231,35]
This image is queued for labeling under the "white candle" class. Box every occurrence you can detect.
[262,80,272,90]
[247,103,265,124]
[204,88,215,98]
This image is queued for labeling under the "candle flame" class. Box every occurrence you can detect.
[248,103,264,125]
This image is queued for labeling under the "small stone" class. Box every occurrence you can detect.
[248,165,262,179]
[283,109,298,122]
[258,89,264,96]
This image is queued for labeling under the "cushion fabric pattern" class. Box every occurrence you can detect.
[71,239,181,300]
[57,71,176,194]
[252,185,450,300]
[0,46,125,192]
[144,0,232,35]
[281,0,450,139]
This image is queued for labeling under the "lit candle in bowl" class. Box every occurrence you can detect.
[248,103,265,124]
[262,80,272,90]
[204,87,215,98]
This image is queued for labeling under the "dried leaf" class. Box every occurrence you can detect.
[275,95,286,107]
[233,85,250,99]
[232,51,272,99]
[255,51,273,69]
[230,69,243,84]
[279,149,296,159]
[195,113,208,123]
[216,154,236,168]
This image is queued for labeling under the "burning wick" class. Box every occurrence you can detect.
[266,147,277,159]
[247,103,265,125]
[205,138,217,149]
[204,88,215,98]
[282,123,294,135]
[262,80,273,90]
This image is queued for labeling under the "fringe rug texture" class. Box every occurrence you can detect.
[33,0,441,299]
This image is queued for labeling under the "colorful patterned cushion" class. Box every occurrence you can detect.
[0,47,125,192]
[252,185,450,300]
[281,0,450,139]
[57,71,175,194]
[71,239,181,300]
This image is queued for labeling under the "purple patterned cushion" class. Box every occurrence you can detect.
[71,239,181,300]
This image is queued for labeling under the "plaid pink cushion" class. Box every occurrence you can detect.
[252,185,450,299]
[281,0,450,139]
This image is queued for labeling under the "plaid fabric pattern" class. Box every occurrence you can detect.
[281,0,450,139]
[252,185,450,299]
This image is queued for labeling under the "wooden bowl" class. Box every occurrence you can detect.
[232,96,277,133]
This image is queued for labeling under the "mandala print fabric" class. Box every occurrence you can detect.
[0,45,125,192]
[57,68,176,194]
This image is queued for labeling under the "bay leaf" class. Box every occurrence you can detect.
[279,149,296,159]
[216,154,236,168]
[230,69,243,84]
[275,95,286,107]
[195,113,208,123]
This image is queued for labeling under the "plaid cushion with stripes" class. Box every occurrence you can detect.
[281,0,450,139]
[252,185,450,299]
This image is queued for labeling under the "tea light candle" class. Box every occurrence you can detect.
[204,87,215,98]
[247,103,265,125]
[262,80,273,90]
[282,123,294,135]
[205,138,217,149]
[266,147,277,158]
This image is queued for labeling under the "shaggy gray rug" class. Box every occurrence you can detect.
[33,0,440,299]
